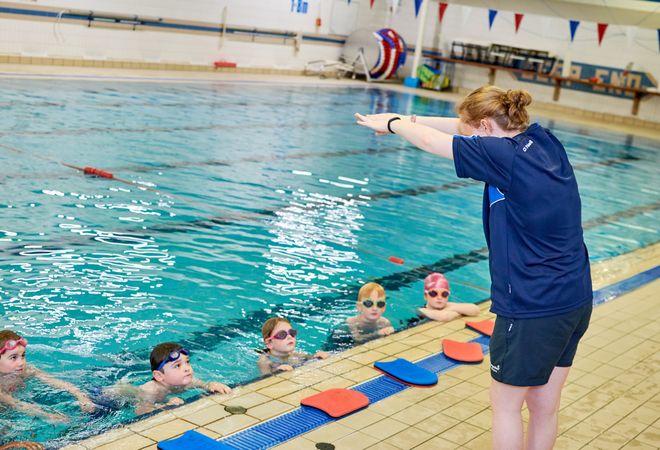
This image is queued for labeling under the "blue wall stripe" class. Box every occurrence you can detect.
[0,7,445,53]
[0,7,346,45]
[218,265,659,450]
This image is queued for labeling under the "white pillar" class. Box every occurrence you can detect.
[407,0,430,86]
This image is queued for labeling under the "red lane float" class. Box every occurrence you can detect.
[83,167,114,179]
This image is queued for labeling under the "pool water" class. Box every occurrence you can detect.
[0,79,658,447]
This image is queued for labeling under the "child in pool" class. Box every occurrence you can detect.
[133,342,232,415]
[418,273,480,321]
[0,330,95,422]
[346,282,395,342]
[258,318,328,375]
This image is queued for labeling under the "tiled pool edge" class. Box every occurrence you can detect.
[60,241,659,449]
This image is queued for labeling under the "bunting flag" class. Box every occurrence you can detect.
[514,13,524,33]
[370,0,374,8]
[488,9,497,30]
[569,20,580,42]
[597,23,608,46]
[439,2,448,23]
[414,0,422,17]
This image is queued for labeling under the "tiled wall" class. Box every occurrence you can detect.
[1,0,658,121]
[0,0,344,69]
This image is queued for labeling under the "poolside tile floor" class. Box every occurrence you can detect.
[60,241,659,450]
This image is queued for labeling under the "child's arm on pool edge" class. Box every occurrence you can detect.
[33,368,96,412]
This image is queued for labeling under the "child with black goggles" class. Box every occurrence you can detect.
[0,329,95,422]
[129,342,231,415]
[257,317,328,375]
[346,282,394,343]
[418,273,480,322]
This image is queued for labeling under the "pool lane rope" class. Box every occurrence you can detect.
[2,142,488,293]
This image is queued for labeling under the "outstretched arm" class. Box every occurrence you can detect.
[0,391,68,422]
[191,378,232,394]
[418,308,461,322]
[33,369,95,412]
[450,303,481,317]
[355,113,455,160]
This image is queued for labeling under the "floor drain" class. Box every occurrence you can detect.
[315,443,335,450]
[224,405,247,415]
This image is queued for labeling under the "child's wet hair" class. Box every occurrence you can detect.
[357,282,385,302]
[0,330,22,358]
[150,342,184,371]
[261,317,291,340]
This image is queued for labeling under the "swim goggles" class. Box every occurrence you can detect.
[427,290,449,299]
[269,329,297,340]
[361,300,386,308]
[0,337,28,355]
[157,348,189,371]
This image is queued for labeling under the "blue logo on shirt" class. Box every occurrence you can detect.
[489,185,505,207]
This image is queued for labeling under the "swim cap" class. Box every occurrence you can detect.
[424,273,450,292]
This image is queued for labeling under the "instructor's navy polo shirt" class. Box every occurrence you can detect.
[453,123,592,318]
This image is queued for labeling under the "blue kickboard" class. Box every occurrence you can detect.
[159,430,237,450]
[374,358,438,386]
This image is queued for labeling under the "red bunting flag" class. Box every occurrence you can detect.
[439,2,448,23]
[514,13,524,33]
[370,0,374,8]
[597,23,608,45]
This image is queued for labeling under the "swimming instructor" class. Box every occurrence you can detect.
[355,85,592,450]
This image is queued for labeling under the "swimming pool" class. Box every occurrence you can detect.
[0,79,658,447]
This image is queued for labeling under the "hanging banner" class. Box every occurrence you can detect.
[488,9,497,30]
[569,20,580,42]
[597,23,608,46]
[414,0,422,17]
[439,2,448,23]
[514,13,524,33]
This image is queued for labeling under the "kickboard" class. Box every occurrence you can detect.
[465,319,495,337]
[300,388,369,418]
[442,339,484,363]
[158,430,237,450]
[374,358,438,386]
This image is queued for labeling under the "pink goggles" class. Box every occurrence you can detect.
[0,338,28,355]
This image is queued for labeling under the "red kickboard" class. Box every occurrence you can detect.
[465,319,495,337]
[442,339,484,363]
[300,388,369,418]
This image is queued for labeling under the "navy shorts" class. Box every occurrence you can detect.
[489,302,592,386]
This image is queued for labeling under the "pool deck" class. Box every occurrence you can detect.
[3,65,658,449]
[60,241,660,450]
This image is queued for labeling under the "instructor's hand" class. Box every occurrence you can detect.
[355,113,400,135]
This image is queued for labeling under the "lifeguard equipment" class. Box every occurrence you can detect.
[343,28,407,81]
[307,28,407,81]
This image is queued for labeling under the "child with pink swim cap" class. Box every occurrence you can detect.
[418,273,480,321]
